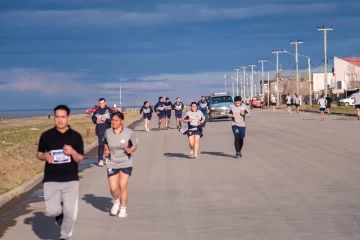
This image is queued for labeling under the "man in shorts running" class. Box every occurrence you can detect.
[165,97,173,130]
[154,97,167,130]
[352,89,360,120]
[325,94,333,116]
[173,97,184,129]
[37,105,84,240]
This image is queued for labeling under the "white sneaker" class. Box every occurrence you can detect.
[110,200,120,216]
[118,207,128,218]
[98,160,104,166]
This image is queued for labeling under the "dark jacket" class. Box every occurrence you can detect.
[91,106,113,136]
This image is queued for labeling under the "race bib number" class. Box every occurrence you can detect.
[51,150,71,164]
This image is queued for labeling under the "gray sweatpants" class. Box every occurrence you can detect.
[43,181,79,240]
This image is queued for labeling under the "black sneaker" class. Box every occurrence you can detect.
[55,213,64,226]
[235,152,241,158]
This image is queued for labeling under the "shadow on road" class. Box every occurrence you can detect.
[200,151,235,158]
[164,153,189,159]
[132,129,146,132]
[23,212,60,240]
[82,194,112,213]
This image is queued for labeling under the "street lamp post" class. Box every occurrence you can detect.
[241,66,247,98]
[272,50,283,106]
[248,64,256,99]
[258,59,267,96]
[283,50,312,105]
[290,40,303,95]
[318,26,333,97]
[234,68,240,96]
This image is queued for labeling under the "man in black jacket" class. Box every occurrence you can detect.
[91,98,113,166]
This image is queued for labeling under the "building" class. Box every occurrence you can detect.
[333,57,360,96]
[312,73,334,93]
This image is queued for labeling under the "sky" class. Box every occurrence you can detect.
[0,0,359,110]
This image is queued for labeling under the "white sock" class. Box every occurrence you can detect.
[120,207,126,212]
[114,199,120,204]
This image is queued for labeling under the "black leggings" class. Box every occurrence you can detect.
[234,134,244,153]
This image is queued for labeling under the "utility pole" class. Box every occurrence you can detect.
[241,66,247,98]
[232,80,234,99]
[272,50,283,106]
[258,59,267,96]
[318,26,333,97]
[224,74,227,92]
[308,57,312,105]
[234,68,240,96]
[267,72,270,107]
[290,40,303,95]
[248,64,256,99]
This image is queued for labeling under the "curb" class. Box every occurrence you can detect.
[0,117,141,208]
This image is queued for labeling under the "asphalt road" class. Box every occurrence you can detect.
[2,109,360,240]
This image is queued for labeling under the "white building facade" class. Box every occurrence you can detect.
[333,57,360,95]
[312,73,334,93]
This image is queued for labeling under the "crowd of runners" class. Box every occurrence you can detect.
[35,89,360,239]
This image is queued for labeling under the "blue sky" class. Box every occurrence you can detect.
[0,0,359,110]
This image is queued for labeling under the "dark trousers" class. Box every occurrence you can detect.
[97,134,105,162]
[201,110,207,126]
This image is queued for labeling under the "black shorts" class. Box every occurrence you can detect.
[355,105,360,109]
[143,114,152,120]
[295,104,299,107]
[187,129,202,137]
[271,102,276,106]
[287,104,292,107]
[107,167,133,177]
[326,105,331,109]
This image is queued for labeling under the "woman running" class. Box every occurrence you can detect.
[182,102,205,159]
[271,94,277,112]
[317,94,327,121]
[103,112,139,218]
[140,101,153,132]
[173,97,184,129]
[294,94,300,114]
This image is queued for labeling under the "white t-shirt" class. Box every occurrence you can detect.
[317,98,328,108]
[352,92,360,105]
[286,96,292,104]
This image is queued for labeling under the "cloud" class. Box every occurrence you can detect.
[0,3,341,28]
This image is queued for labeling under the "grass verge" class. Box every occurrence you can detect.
[0,112,140,194]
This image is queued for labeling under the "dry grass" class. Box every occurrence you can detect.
[0,112,140,194]
[300,105,357,114]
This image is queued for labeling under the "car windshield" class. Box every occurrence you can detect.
[211,96,233,104]
[253,97,261,100]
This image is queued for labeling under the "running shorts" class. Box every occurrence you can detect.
[232,126,246,138]
[326,105,331,109]
[166,112,171,119]
[175,110,183,119]
[320,108,325,112]
[271,102,276,106]
[187,129,202,137]
[143,114,152,120]
[355,105,360,109]
[158,112,166,119]
[107,167,133,177]
[287,104,292,106]
[295,104,299,107]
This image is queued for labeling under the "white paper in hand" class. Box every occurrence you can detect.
[51,150,71,164]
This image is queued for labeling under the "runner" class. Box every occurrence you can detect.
[37,105,84,240]
[198,96,208,127]
[91,98,113,166]
[181,102,205,159]
[352,89,360,120]
[285,94,292,113]
[103,112,139,218]
[260,95,265,109]
[227,96,251,158]
[271,94,277,112]
[154,97,167,131]
[294,94,300,114]
[165,97,173,130]
[317,94,328,121]
[140,101,153,132]
[325,94,333,116]
[173,97,184,129]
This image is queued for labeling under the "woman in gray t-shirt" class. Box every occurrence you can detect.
[103,112,139,218]
[182,102,205,159]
